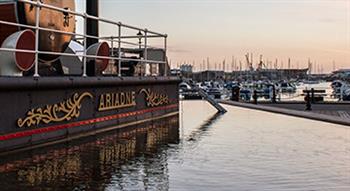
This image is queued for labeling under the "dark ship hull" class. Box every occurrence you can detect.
[0,76,180,152]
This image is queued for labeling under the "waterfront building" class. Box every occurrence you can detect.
[184,68,308,82]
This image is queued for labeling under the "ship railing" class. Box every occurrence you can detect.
[0,0,168,77]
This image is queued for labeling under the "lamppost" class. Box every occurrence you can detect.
[137,31,143,49]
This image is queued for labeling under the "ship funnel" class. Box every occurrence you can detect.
[86,42,110,76]
[0,30,35,76]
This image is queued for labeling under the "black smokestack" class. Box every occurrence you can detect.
[86,0,99,47]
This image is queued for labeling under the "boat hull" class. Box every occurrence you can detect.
[0,76,180,152]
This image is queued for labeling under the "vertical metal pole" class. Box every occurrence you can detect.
[164,35,168,76]
[110,37,114,57]
[138,36,141,49]
[118,23,121,77]
[33,1,40,77]
[83,13,87,77]
[110,36,114,74]
[144,29,148,75]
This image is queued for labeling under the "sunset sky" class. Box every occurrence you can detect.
[77,0,349,73]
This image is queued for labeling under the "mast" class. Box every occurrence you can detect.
[207,57,210,71]
[223,59,226,72]
[288,58,291,69]
[250,53,253,70]
[231,56,234,72]
[308,58,312,75]
[275,58,278,69]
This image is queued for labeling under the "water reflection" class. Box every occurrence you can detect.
[187,112,223,142]
[0,101,349,191]
[0,116,179,190]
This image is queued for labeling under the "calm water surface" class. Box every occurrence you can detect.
[0,101,349,191]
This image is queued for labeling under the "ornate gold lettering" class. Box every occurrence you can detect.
[106,93,111,108]
[99,94,105,109]
[98,91,136,112]
[132,92,136,105]
[120,93,125,105]
[114,93,119,106]
[126,92,131,104]
[139,89,169,107]
[17,92,93,128]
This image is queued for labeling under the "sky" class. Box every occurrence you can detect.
[76,0,350,73]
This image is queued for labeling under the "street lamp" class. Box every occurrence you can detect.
[137,31,143,49]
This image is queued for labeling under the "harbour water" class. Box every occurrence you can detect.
[0,101,349,190]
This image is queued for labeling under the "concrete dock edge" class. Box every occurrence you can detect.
[220,100,350,127]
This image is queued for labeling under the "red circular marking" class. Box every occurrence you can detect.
[15,30,35,71]
[96,42,110,72]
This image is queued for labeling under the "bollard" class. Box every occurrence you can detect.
[231,86,240,102]
[311,88,315,104]
[305,91,312,111]
[253,90,258,105]
[272,85,276,103]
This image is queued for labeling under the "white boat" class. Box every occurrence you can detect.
[303,80,320,85]
[331,80,350,101]
[278,81,297,93]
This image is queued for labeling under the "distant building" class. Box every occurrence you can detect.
[192,70,225,81]
[188,68,308,82]
[254,68,309,80]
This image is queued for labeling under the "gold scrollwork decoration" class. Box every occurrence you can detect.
[17,92,93,128]
[140,88,169,107]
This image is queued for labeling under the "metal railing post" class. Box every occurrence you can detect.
[33,1,40,77]
[110,36,114,56]
[144,29,148,75]
[110,36,114,74]
[164,35,168,76]
[118,23,121,77]
[83,13,87,77]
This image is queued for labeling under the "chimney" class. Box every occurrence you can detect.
[86,0,99,47]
